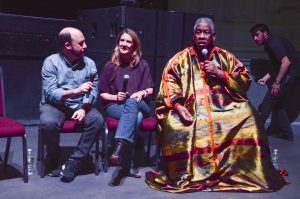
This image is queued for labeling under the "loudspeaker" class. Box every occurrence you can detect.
[156,11,184,57]
[0,13,78,57]
[0,13,78,120]
[79,6,157,56]
[154,57,170,95]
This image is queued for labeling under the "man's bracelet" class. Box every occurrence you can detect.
[274,80,281,85]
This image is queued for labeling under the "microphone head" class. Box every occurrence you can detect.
[201,48,208,56]
[124,74,130,80]
[201,48,208,61]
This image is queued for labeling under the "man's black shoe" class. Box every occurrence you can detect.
[48,168,62,177]
[60,159,80,183]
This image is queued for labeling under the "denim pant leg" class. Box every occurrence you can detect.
[105,99,151,143]
[105,103,124,119]
[70,108,104,160]
[39,104,66,159]
[121,111,144,170]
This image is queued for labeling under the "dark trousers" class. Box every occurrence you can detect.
[39,104,104,162]
[259,75,300,137]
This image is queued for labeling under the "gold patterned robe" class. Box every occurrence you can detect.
[145,46,287,193]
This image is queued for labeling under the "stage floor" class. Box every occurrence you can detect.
[1,125,300,199]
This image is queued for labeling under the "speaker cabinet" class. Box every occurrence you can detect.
[79,6,157,56]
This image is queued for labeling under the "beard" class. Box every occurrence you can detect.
[70,48,84,59]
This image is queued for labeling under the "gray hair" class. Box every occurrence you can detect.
[193,17,215,33]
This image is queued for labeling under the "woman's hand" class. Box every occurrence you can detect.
[116,92,128,102]
[130,91,144,102]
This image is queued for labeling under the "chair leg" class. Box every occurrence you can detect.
[38,128,45,178]
[102,123,109,173]
[22,135,28,183]
[4,137,11,166]
[95,131,100,176]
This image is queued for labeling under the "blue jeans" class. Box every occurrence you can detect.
[104,98,151,143]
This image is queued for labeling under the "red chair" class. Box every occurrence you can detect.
[102,116,159,173]
[38,120,100,178]
[0,66,28,183]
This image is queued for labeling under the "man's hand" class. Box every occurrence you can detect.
[71,109,86,123]
[62,82,94,100]
[202,60,223,77]
[258,78,268,85]
[258,73,271,86]
[201,61,226,82]
[77,82,93,95]
[271,82,280,96]
[174,104,194,125]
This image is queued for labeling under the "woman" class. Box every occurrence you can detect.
[99,28,154,175]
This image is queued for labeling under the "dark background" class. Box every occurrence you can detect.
[0,0,168,19]
[1,0,212,121]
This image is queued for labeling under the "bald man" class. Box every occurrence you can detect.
[39,27,103,182]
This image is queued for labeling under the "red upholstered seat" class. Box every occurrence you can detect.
[105,116,158,131]
[105,117,119,129]
[61,120,79,133]
[141,117,158,131]
[0,118,25,137]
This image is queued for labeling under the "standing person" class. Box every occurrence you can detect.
[99,28,154,177]
[145,18,287,193]
[250,24,300,141]
[39,27,104,182]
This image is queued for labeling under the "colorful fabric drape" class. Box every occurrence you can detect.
[145,46,287,193]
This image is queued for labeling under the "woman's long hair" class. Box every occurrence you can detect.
[111,28,142,67]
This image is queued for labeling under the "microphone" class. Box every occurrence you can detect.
[122,74,130,92]
[201,48,211,77]
[201,48,208,61]
[86,69,97,98]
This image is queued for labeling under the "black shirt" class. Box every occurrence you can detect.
[264,35,300,77]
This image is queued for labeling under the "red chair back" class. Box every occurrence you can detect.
[0,66,28,182]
